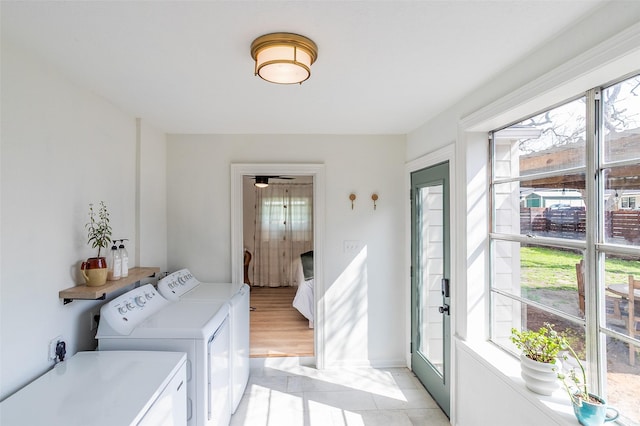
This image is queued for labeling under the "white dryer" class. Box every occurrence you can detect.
[158,269,250,413]
[96,284,231,426]
[0,351,187,426]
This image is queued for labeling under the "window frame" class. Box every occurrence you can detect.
[489,73,640,399]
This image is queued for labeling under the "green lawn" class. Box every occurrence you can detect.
[520,246,640,289]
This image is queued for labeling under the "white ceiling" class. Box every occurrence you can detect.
[1,1,607,135]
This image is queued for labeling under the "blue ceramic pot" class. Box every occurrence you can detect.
[572,393,619,426]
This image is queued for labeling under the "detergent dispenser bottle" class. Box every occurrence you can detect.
[107,240,121,281]
[118,239,129,278]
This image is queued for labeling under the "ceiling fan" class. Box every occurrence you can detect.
[250,175,294,188]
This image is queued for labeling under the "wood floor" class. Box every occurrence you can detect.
[249,286,314,358]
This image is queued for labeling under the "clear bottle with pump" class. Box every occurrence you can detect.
[107,240,121,281]
[118,239,129,278]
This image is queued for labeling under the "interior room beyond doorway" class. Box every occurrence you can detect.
[249,286,314,357]
[242,175,315,358]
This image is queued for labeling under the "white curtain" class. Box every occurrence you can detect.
[253,183,313,287]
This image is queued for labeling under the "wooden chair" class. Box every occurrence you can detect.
[243,250,252,286]
[576,260,623,324]
[628,275,640,365]
[576,260,585,316]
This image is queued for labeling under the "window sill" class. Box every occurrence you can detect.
[458,339,581,425]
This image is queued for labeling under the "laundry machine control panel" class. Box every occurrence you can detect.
[98,284,169,336]
[157,268,200,301]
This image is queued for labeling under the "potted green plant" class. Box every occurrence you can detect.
[80,201,112,286]
[510,323,565,395]
[558,342,619,425]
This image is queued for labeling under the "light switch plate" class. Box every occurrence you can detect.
[343,240,360,253]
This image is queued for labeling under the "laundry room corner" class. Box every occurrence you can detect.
[167,134,407,368]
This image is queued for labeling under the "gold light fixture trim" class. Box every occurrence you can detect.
[251,32,318,84]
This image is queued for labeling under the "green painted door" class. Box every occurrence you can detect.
[410,161,450,416]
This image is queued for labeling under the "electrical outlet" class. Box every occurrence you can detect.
[48,335,63,361]
[89,310,100,331]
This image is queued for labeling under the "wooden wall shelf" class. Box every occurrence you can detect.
[59,266,160,304]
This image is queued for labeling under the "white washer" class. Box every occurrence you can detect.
[0,351,187,426]
[158,269,250,413]
[96,284,231,426]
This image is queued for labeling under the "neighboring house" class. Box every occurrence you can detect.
[619,191,640,210]
[521,189,584,208]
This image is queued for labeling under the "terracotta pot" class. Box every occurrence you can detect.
[81,257,108,287]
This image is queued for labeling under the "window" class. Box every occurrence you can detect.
[260,196,312,239]
[253,183,314,287]
[621,196,636,210]
[257,185,313,241]
[490,73,640,425]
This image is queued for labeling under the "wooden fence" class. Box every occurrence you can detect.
[520,208,640,243]
[607,210,640,243]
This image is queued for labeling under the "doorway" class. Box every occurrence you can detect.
[411,161,451,416]
[242,175,314,357]
[230,163,326,367]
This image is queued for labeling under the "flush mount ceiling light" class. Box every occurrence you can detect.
[250,32,318,84]
[254,176,269,188]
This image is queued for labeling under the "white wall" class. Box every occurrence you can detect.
[456,342,571,425]
[406,2,640,424]
[167,134,406,366]
[138,119,168,272]
[0,38,167,399]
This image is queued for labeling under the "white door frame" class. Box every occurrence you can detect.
[230,163,326,368]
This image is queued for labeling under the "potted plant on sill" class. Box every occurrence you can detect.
[558,342,619,426]
[510,323,565,395]
[81,201,112,287]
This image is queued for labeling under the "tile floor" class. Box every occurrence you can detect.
[231,358,450,426]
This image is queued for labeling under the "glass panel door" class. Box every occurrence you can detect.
[411,161,450,416]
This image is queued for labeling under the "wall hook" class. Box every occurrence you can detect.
[349,193,356,210]
[371,193,378,210]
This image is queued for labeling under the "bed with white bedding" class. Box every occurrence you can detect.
[292,278,314,328]
[292,251,314,328]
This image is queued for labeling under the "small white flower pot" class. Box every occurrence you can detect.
[520,354,559,395]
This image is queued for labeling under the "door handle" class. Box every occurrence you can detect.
[439,304,450,315]
[441,278,450,297]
